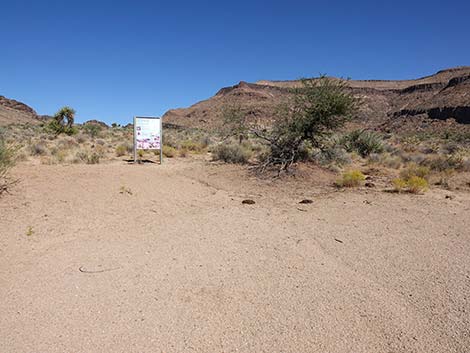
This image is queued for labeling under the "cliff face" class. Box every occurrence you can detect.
[0,95,39,126]
[163,67,470,131]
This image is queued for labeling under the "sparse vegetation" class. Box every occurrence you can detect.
[115,144,128,157]
[162,145,177,158]
[0,130,17,194]
[335,170,365,187]
[25,226,34,237]
[341,130,384,157]
[83,123,102,138]
[393,176,428,194]
[400,164,430,181]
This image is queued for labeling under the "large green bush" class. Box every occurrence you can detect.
[251,77,358,172]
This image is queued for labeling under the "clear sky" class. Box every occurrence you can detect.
[1,0,469,125]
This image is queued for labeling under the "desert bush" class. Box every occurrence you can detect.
[57,137,78,149]
[53,150,68,163]
[181,140,206,153]
[162,145,177,158]
[392,178,408,192]
[335,170,365,187]
[212,143,252,164]
[75,150,100,164]
[369,153,401,169]
[440,142,460,155]
[425,154,463,172]
[0,134,16,194]
[251,77,358,173]
[400,163,430,181]
[179,148,188,158]
[45,119,77,135]
[462,158,470,172]
[341,130,384,157]
[313,145,351,166]
[199,134,212,148]
[115,144,127,157]
[82,124,102,138]
[30,142,48,156]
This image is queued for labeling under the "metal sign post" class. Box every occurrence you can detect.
[133,116,163,164]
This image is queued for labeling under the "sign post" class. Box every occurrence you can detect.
[133,116,163,164]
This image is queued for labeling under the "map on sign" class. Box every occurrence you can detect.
[135,117,161,150]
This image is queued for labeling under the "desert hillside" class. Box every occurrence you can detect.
[163,66,470,130]
[0,95,40,126]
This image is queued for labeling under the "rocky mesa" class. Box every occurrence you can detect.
[163,66,470,131]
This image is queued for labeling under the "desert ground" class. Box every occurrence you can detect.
[1,158,469,352]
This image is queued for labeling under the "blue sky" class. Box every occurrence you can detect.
[1,0,469,125]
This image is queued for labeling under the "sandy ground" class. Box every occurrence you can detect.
[1,159,469,352]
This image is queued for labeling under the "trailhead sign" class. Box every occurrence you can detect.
[133,116,163,163]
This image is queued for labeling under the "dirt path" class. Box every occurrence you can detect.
[1,160,469,352]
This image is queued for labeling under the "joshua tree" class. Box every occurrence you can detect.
[54,106,76,128]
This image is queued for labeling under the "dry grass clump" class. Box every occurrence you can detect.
[368,152,402,169]
[393,162,430,193]
[400,163,430,180]
[115,144,128,157]
[181,140,207,154]
[162,145,177,158]
[393,176,428,194]
[75,150,100,164]
[335,170,365,187]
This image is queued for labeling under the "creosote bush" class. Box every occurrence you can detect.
[335,170,365,187]
[212,143,252,164]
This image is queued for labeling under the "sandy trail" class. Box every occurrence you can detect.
[1,160,469,352]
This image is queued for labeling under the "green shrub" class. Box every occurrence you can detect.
[335,170,365,187]
[212,143,252,164]
[341,130,384,157]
